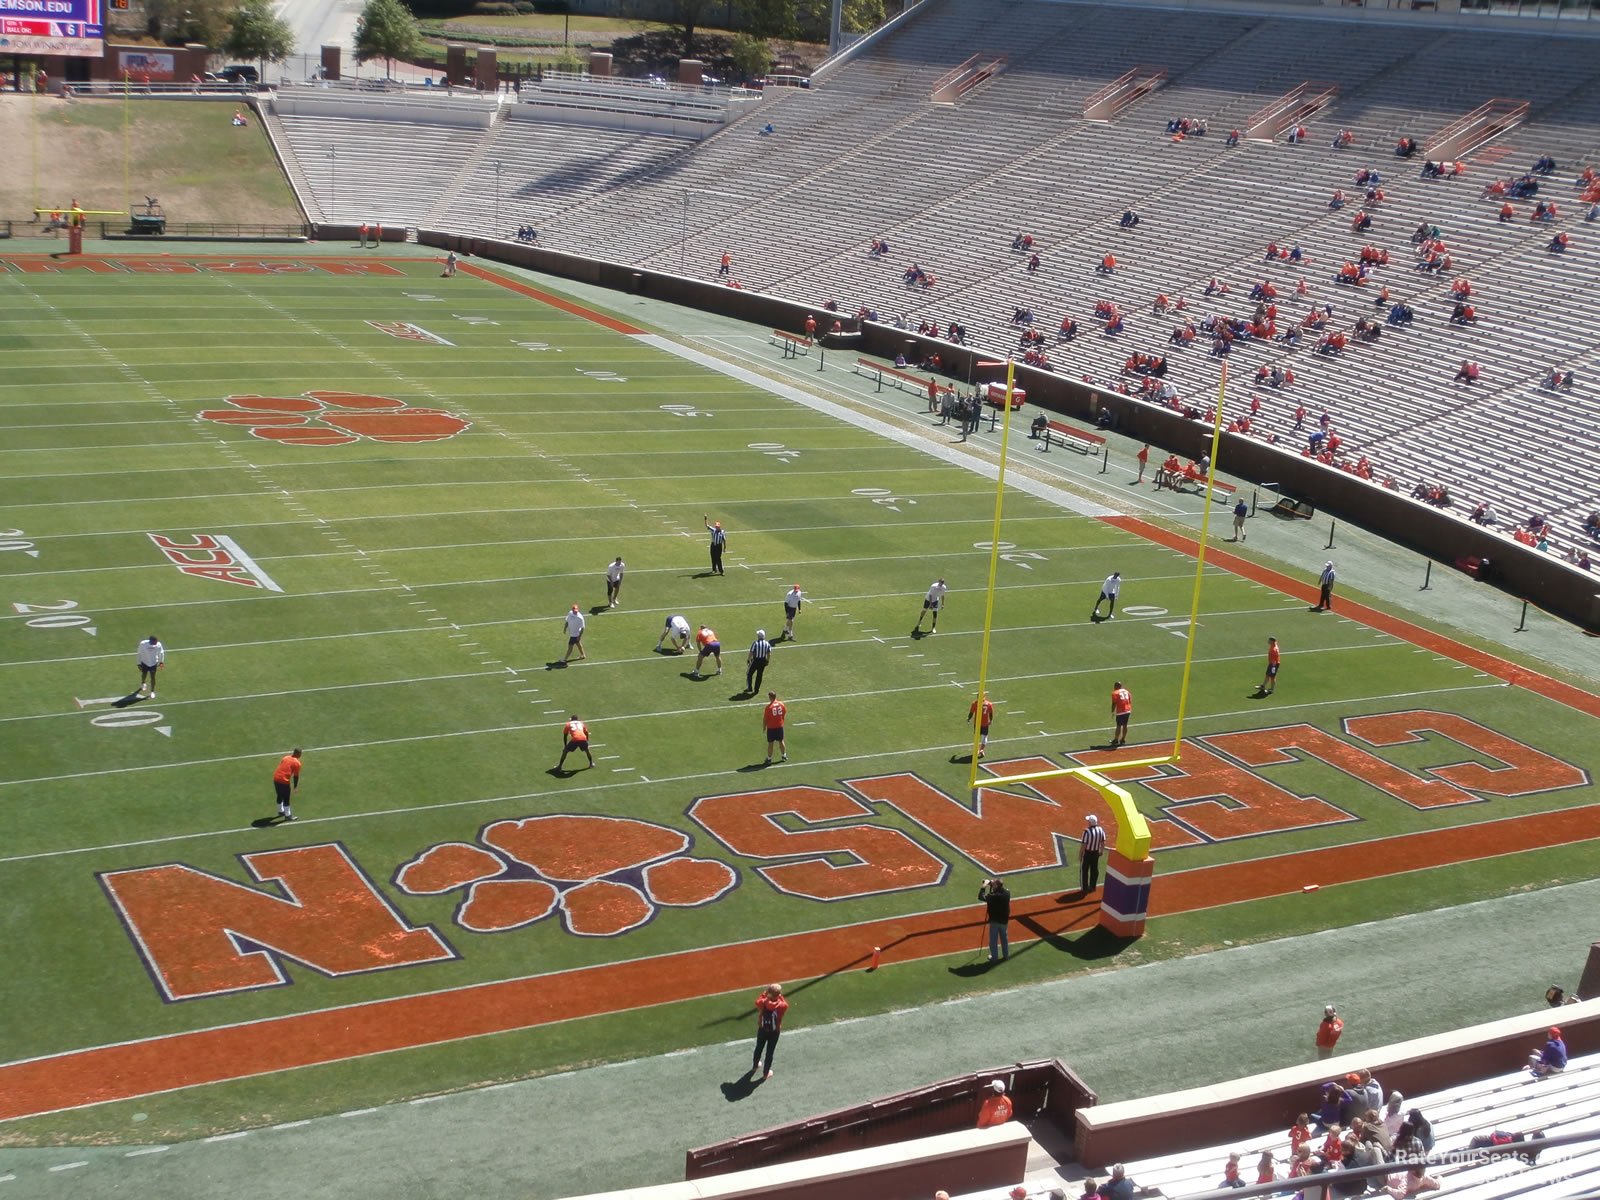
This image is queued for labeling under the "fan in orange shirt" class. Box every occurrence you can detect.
[977,1080,1014,1128]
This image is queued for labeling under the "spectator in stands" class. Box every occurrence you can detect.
[718,251,731,276]
[1470,501,1497,526]
[1028,252,1041,273]
[1097,1165,1135,1200]
[1205,276,1231,295]
[1254,1151,1277,1185]
[1455,360,1480,383]
[1400,1110,1434,1153]
[977,1079,1013,1127]
[1449,301,1477,325]
[1341,1132,1381,1190]
[1059,316,1077,340]
[1332,129,1354,149]
[1351,211,1372,232]
[1550,230,1570,252]
[1219,1152,1246,1189]
[1120,209,1140,228]
[1530,1026,1567,1077]
[1287,125,1307,144]
[1468,1130,1546,1164]
[1533,154,1558,175]
[1226,128,1240,147]
[1396,136,1418,158]
[1097,253,1117,275]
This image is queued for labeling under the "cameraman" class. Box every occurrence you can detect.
[980,877,1011,963]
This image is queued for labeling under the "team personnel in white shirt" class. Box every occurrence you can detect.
[1092,571,1122,621]
[605,556,625,608]
[657,613,691,654]
[136,635,165,698]
[912,577,948,634]
[781,585,804,641]
[561,604,587,663]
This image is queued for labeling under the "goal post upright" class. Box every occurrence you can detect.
[1171,360,1230,754]
[968,358,1018,784]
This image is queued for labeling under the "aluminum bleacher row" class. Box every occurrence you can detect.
[266,0,1600,560]
[1118,1052,1600,1199]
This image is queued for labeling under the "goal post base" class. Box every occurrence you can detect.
[1100,849,1155,938]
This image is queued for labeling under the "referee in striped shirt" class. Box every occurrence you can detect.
[1079,814,1106,894]
[705,514,726,575]
[745,629,773,695]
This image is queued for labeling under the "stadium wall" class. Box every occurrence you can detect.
[412,230,1600,634]
[567,1125,1030,1200]
[685,1058,1095,1179]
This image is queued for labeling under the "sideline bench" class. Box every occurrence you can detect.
[1037,419,1105,454]
[770,329,812,357]
[853,357,956,407]
[1161,470,1237,498]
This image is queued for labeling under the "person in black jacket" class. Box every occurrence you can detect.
[980,877,1011,963]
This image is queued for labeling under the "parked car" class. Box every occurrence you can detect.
[220,64,258,84]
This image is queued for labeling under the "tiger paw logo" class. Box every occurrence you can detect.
[394,815,739,937]
[198,391,470,446]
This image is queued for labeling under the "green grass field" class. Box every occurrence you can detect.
[2,252,1597,1144]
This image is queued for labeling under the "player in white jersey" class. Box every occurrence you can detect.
[781,585,804,641]
[656,614,691,654]
[912,578,948,634]
[136,635,165,698]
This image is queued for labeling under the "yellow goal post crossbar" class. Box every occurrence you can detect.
[965,364,1233,863]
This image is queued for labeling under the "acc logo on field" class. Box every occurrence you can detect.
[149,533,282,591]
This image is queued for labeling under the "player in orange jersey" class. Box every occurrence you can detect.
[763,692,787,764]
[968,695,995,759]
[692,625,723,677]
[273,748,302,821]
[556,715,594,771]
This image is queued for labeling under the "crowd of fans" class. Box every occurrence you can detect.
[838,143,1593,574]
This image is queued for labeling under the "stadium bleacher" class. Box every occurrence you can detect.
[268,0,1600,569]
[1117,1052,1600,1199]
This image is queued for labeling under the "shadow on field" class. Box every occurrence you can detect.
[588,605,610,616]
[250,816,282,829]
[1014,914,1133,962]
[545,660,569,670]
[110,691,145,708]
[690,571,718,579]
[719,1073,759,1103]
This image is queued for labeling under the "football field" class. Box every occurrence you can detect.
[3,252,1598,1143]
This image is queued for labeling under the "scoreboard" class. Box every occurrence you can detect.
[0,0,104,56]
